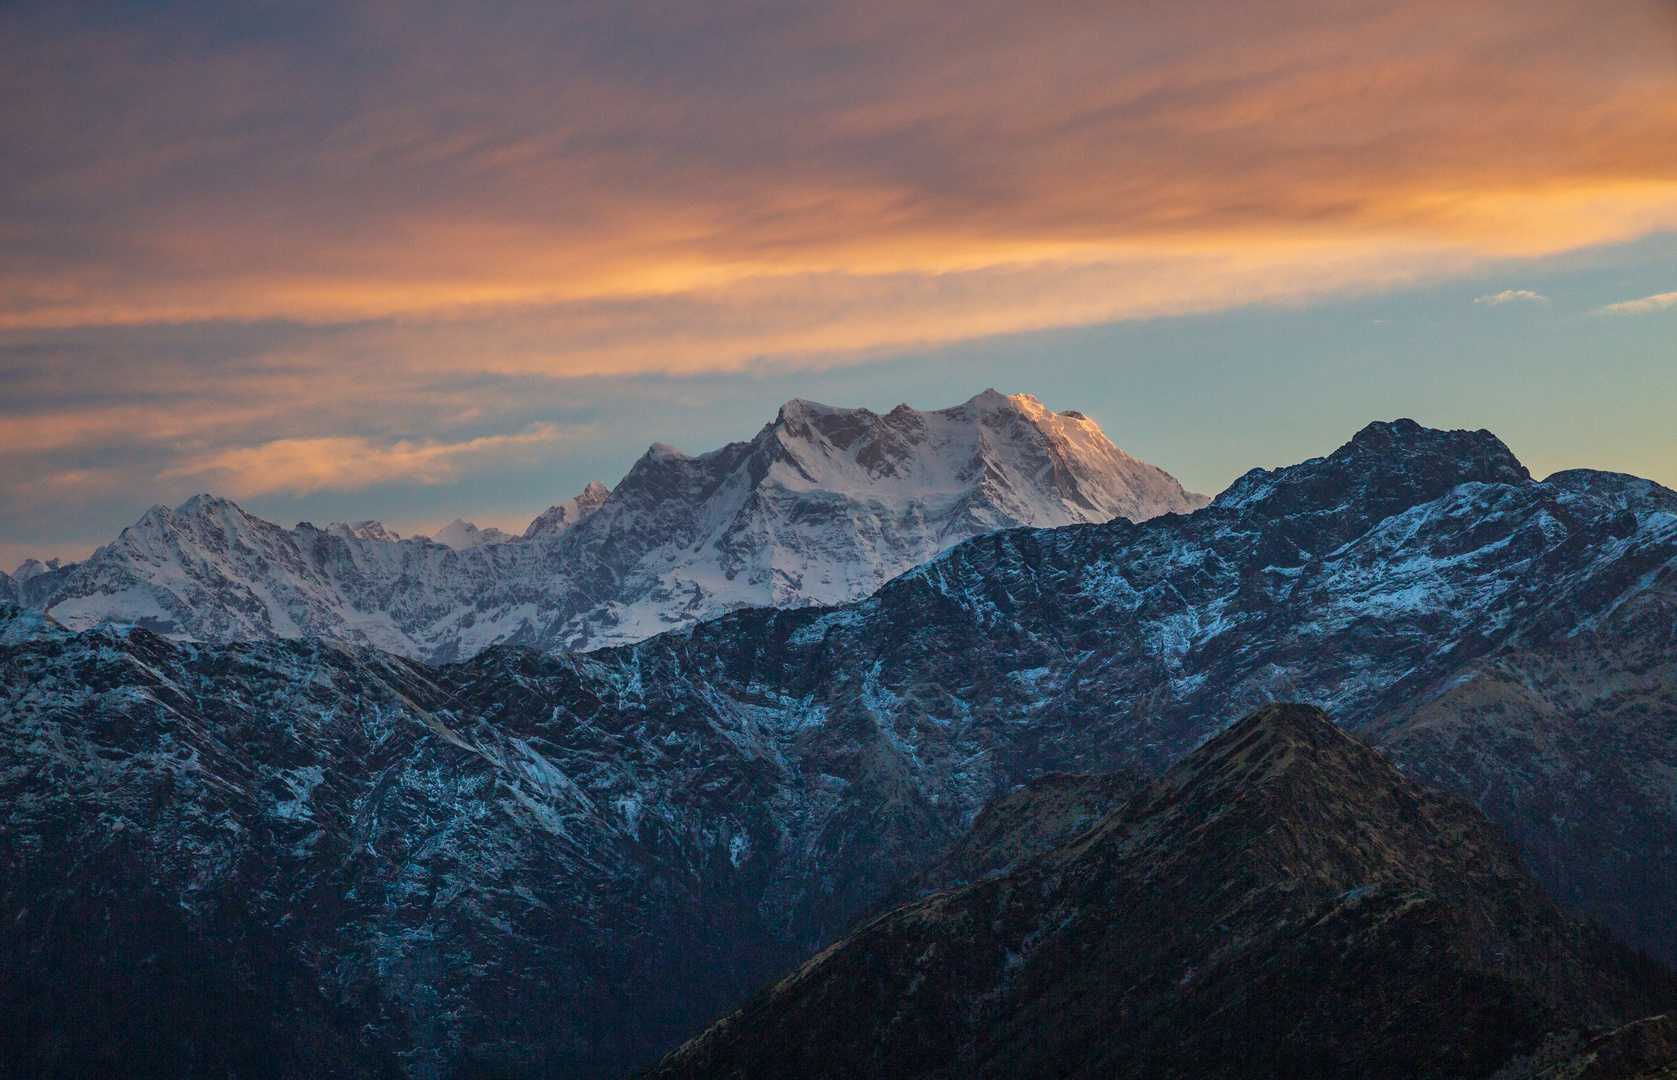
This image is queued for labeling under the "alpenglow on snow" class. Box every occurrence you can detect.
[14,391,1208,661]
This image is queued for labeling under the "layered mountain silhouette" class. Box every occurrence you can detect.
[648,705,1676,1080]
[2,418,1675,1078]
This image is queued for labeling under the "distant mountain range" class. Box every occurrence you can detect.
[1,391,1206,660]
[3,418,1675,1079]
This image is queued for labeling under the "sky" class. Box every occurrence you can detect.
[3,0,1675,571]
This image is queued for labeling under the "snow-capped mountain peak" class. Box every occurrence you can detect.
[521,480,610,540]
[645,442,689,462]
[21,391,1207,658]
[760,388,1206,526]
[533,389,1209,644]
[11,558,59,584]
[429,519,515,550]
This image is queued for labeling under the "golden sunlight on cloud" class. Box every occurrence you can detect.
[351,234,1481,378]
[158,426,568,498]
[1,0,1674,373]
[7,0,1677,564]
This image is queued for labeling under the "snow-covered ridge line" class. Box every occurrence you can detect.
[17,390,1206,660]
[5,419,1677,1076]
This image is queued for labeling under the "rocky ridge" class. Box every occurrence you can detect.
[18,391,1204,659]
[1494,1015,1677,1080]
[2,419,1675,1077]
[646,705,1677,1080]
[522,480,612,541]
[889,769,1147,904]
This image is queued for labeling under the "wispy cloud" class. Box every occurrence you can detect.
[159,425,569,497]
[1474,289,1548,306]
[1595,290,1677,315]
[3,0,1677,538]
[3,0,1676,347]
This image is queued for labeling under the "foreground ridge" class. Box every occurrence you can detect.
[4,417,1676,1078]
[647,704,1677,1080]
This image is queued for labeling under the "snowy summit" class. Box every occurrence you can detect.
[17,391,1206,659]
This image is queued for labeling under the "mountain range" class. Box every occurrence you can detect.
[646,705,1677,1080]
[1,391,1206,661]
[2,416,1675,1078]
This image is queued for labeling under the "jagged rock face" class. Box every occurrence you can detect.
[4,419,1677,1078]
[646,706,1677,1080]
[22,390,1205,659]
[523,480,611,540]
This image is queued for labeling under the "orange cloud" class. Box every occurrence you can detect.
[1,0,1676,523]
[1,0,1673,356]
[159,425,571,497]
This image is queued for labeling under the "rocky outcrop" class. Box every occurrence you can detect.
[646,705,1677,1080]
[522,480,611,540]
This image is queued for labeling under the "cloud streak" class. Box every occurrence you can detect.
[1596,290,1677,315]
[4,0,1676,343]
[1,0,1675,540]
[1474,290,1547,305]
[158,425,570,498]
